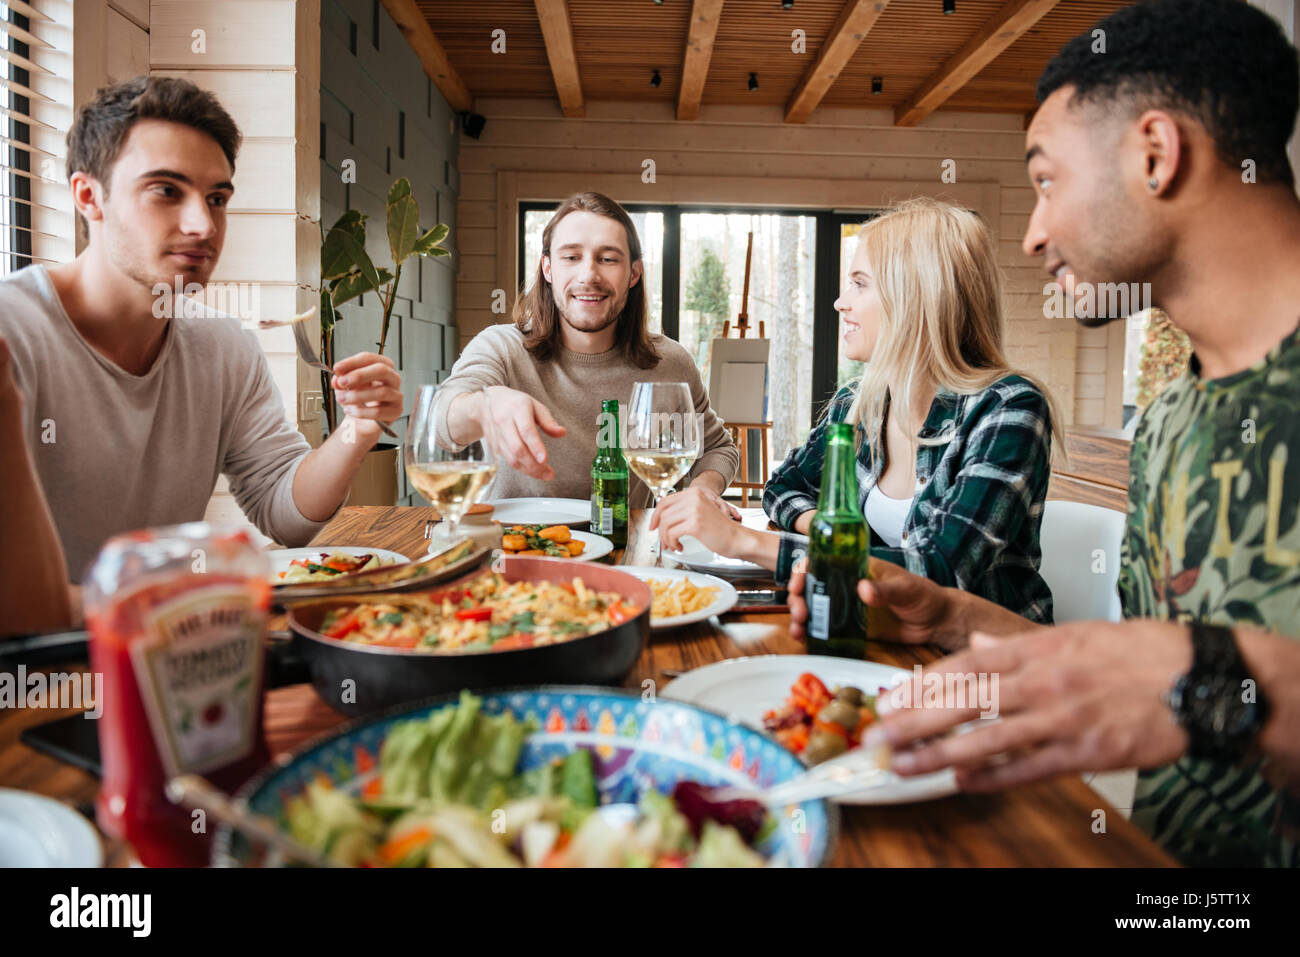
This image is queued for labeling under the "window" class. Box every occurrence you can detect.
[1,1,72,275]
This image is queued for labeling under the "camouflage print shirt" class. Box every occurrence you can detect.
[1121,323,1300,867]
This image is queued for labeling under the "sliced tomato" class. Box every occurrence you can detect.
[493,633,535,651]
[607,601,635,625]
[455,607,492,622]
[323,611,362,639]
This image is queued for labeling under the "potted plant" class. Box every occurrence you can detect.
[317,177,450,503]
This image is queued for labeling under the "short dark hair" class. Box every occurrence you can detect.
[66,76,241,234]
[1037,0,1299,186]
[512,191,660,369]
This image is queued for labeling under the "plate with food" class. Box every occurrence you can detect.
[288,557,650,716]
[662,655,957,804]
[616,566,738,630]
[485,498,592,527]
[499,524,612,562]
[271,547,409,584]
[214,687,837,868]
[667,536,771,579]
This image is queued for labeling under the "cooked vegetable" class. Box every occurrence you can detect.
[317,573,640,654]
[763,673,884,765]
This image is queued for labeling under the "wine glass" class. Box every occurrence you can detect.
[405,384,497,548]
[624,381,701,564]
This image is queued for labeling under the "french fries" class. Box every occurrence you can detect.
[646,578,719,620]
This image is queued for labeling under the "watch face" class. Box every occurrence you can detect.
[1184,674,1262,748]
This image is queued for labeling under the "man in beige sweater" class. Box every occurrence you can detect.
[437,191,739,512]
[0,76,401,591]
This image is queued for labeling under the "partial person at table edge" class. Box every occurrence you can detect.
[0,76,404,607]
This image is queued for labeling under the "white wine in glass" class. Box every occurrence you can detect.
[625,381,701,563]
[405,384,497,545]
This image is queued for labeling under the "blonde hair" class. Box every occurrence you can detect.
[844,197,1064,456]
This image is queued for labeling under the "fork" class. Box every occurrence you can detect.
[284,312,398,440]
[708,744,897,806]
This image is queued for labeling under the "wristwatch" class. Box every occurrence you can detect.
[1164,623,1270,764]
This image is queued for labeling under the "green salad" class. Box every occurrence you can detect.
[284,692,771,867]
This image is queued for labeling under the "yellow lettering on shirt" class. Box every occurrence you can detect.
[1210,460,1243,559]
[1161,471,1189,566]
[1265,453,1299,567]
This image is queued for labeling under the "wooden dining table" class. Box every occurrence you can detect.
[2,505,1175,867]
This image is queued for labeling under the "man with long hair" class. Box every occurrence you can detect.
[0,76,402,589]
[437,191,738,508]
[791,0,1300,867]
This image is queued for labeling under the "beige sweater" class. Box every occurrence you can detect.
[435,324,739,508]
[0,266,328,580]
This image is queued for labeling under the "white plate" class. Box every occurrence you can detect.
[666,535,771,579]
[485,497,592,526]
[0,789,103,867]
[616,566,738,630]
[662,655,958,805]
[270,547,410,583]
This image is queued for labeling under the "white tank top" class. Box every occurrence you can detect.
[864,483,914,547]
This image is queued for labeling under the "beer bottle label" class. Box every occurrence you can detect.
[807,573,830,640]
[599,506,613,535]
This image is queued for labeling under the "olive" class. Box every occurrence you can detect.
[816,699,862,731]
[834,685,866,707]
[803,731,848,765]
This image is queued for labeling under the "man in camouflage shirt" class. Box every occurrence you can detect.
[789,0,1300,866]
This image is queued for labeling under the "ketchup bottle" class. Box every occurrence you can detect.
[84,523,273,867]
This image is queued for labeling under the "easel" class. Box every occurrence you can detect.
[717,232,772,507]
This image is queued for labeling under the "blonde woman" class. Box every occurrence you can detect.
[652,197,1061,623]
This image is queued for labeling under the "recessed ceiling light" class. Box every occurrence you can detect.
[651,69,662,88]
[872,76,883,95]
[943,0,956,14]
[748,72,759,92]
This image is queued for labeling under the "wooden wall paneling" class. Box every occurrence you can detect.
[149,0,297,69]
[380,0,472,111]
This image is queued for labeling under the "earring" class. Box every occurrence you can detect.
[1148,178,1159,190]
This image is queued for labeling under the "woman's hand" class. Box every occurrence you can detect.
[650,486,745,554]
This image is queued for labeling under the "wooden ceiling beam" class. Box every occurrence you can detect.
[677,0,726,122]
[785,0,892,125]
[381,0,472,113]
[534,0,585,118]
[894,0,1058,127]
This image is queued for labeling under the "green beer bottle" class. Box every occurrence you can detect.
[591,399,629,547]
[805,422,869,658]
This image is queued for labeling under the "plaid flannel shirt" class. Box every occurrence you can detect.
[763,376,1055,624]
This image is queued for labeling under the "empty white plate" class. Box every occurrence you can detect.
[484,497,593,526]
[666,535,771,578]
[0,790,102,867]
[662,655,958,804]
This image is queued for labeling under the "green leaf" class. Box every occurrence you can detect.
[387,193,420,264]
[387,178,412,205]
[412,222,450,257]
[335,229,382,295]
[426,245,451,257]
[321,210,368,280]
[331,267,394,308]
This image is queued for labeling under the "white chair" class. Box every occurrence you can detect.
[1037,500,1126,623]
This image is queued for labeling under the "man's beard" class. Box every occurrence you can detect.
[556,287,628,335]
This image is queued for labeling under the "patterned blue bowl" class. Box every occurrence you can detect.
[214,686,838,867]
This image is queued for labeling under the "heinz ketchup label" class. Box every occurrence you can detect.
[131,584,265,777]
